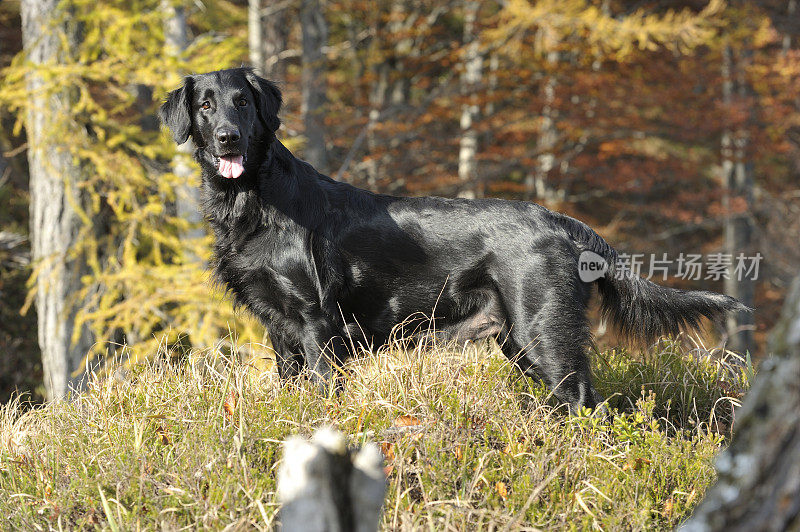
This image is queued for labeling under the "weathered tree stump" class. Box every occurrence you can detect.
[278,427,386,532]
[680,274,800,531]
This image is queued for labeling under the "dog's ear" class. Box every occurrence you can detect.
[158,77,194,144]
[244,70,282,133]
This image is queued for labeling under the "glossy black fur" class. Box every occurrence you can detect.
[159,68,747,412]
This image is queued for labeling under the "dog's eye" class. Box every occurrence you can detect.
[201,101,211,110]
[238,98,247,107]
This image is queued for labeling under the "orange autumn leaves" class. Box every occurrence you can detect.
[393,415,422,428]
[380,414,422,477]
[223,389,237,420]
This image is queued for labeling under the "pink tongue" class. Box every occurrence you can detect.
[218,155,244,178]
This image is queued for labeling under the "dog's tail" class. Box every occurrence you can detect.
[549,211,749,345]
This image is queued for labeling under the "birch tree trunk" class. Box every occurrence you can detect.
[533,50,559,202]
[526,29,562,203]
[0,140,7,184]
[721,44,756,356]
[163,0,203,249]
[457,0,482,198]
[782,0,797,54]
[250,0,289,79]
[387,0,412,108]
[21,0,93,400]
[262,0,289,80]
[248,0,264,74]
[301,0,329,172]
[365,1,404,188]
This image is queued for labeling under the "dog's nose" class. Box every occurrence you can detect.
[215,128,241,146]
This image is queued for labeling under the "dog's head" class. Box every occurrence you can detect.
[158,68,282,179]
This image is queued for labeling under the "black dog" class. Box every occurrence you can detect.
[159,68,746,412]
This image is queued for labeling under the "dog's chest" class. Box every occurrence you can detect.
[209,205,321,331]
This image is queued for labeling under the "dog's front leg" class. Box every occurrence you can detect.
[270,331,305,381]
[300,320,347,394]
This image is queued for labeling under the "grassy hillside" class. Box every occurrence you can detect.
[0,336,751,530]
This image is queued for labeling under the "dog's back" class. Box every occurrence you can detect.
[159,68,748,413]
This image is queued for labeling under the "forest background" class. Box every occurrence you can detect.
[0,0,798,401]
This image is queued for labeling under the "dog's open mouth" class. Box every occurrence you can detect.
[217,154,244,179]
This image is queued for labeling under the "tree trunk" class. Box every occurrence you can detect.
[533,50,559,202]
[484,52,499,118]
[250,0,289,79]
[301,0,329,172]
[526,29,562,203]
[0,141,8,185]
[387,0,411,108]
[163,0,203,249]
[21,0,93,400]
[248,0,264,74]
[262,0,290,80]
[721,44,756,356]
[365,3,394,188]
[679,273,800,531]
[457,0,482,198]
[782,0,797,54]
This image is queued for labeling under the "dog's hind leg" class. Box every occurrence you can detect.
[518,304,601,413]
[494,241,603,413]
[498,291,601,412]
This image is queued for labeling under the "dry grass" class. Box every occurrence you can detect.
[0,333,750,530]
